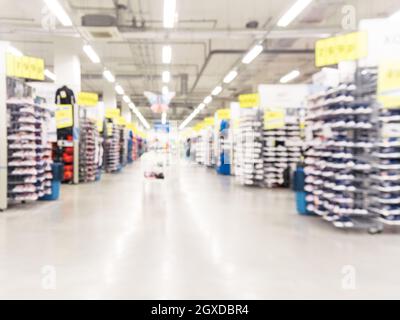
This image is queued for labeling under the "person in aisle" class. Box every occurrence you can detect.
[186,138,192,159]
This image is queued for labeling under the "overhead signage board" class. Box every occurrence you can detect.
[239,93,260,108]
[55,105,73,129]
[315,32,368,67]
[6,54,45,81]
[78,92,99,107]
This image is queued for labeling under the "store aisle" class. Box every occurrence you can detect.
[1,159,400,299]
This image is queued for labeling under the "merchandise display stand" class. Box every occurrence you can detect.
[104,122,121,173]
[7,97,54,202]
[369,78,400,226]
[216,120,231,175]
[263,115,303,188]
[304,68,383,233]
[79,116,99,183]
[235,108,264,186]
[0,43,7,211]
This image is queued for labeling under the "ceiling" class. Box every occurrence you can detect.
[0,0,399,125]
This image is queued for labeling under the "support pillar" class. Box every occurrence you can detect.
[0,42,7,210]
[54,38,82,184]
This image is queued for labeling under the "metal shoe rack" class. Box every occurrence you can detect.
[305,67,383,233]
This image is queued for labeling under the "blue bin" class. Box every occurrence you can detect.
[296,191,308,215]
[40,181,61,201]
[40,163,63,201]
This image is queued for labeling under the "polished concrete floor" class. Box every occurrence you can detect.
[1,156,400,300]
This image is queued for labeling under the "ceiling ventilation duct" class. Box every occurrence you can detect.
[80,14,123,41]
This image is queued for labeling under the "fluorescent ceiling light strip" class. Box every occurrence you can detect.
[280,70,300,84]
[162,86,169,95]
[211,86,222,96]
[43,0,73,27]
[163,0,176,29]
[390,9,400,20]
[123,95,131,104]
[223,70,238,84]
[7,45,23,57]
[242,44,263,64]
[115,85,124,95]
[83,45,101,64]
[162,45,172,64]
[103,70,115,83]
[277,0,313,27]
[203,96,212,104]
[44,69,56,81]
[162,71,171,83]
[179,103,205,130]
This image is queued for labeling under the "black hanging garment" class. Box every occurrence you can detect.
[55,85,76,105]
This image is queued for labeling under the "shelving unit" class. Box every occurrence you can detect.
[104,122,121,173]
[7,98,53,203]
[235,109,264,186]
[304,69,383,232]
[79,118,99,183]
[263,117,303,188]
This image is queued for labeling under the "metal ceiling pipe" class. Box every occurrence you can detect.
[190,48,314,93]
[120,28,335,40]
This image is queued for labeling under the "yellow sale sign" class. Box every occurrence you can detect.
[239,93,260,108]
[78,92,99,106]
[315,32,368,67]
[55,105,73,129]
[216,108,231,120]
[264,108,286,130]
[105,108,121,119]
[378,60,400,109]
[6,54,45,81]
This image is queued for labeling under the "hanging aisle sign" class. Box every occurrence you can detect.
[315,32,368,67]
[264,108,286,130]
[6,54,45,81]
[55,105,73,129]
[378,60,400,109]
[105,108,120,119]
[204,117,215,126]
[77,92,99,106]
[239,93,260,108]
[216,108,231,120]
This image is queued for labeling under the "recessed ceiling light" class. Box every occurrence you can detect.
[163,0,177,29]
[212,86,223,96]
[280,70,300,83]
[115,85,124,95]
[277,0,313,28]
[242,44,263,64]
[162,45,172,64]
[7,45,23,57]
[223,70,238,84]
[162,71,171,83]
[44,69,56,81]
[203,96,213,104]
[83,45,101,64]
[103,70,115,83]
[43,0,73,27]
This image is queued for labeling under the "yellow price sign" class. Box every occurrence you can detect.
[6,54,45,80]
[105,108,121,119]
[378,60,400,109]
[116,116,127,126]
[55,105,73,129]
[78,92,99,107]
[204,117,215,126]
[216,108,231,120]
[239,93,260,108]
[97,120,104,133]
[315,32,368,67]
[264,108,286,130]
